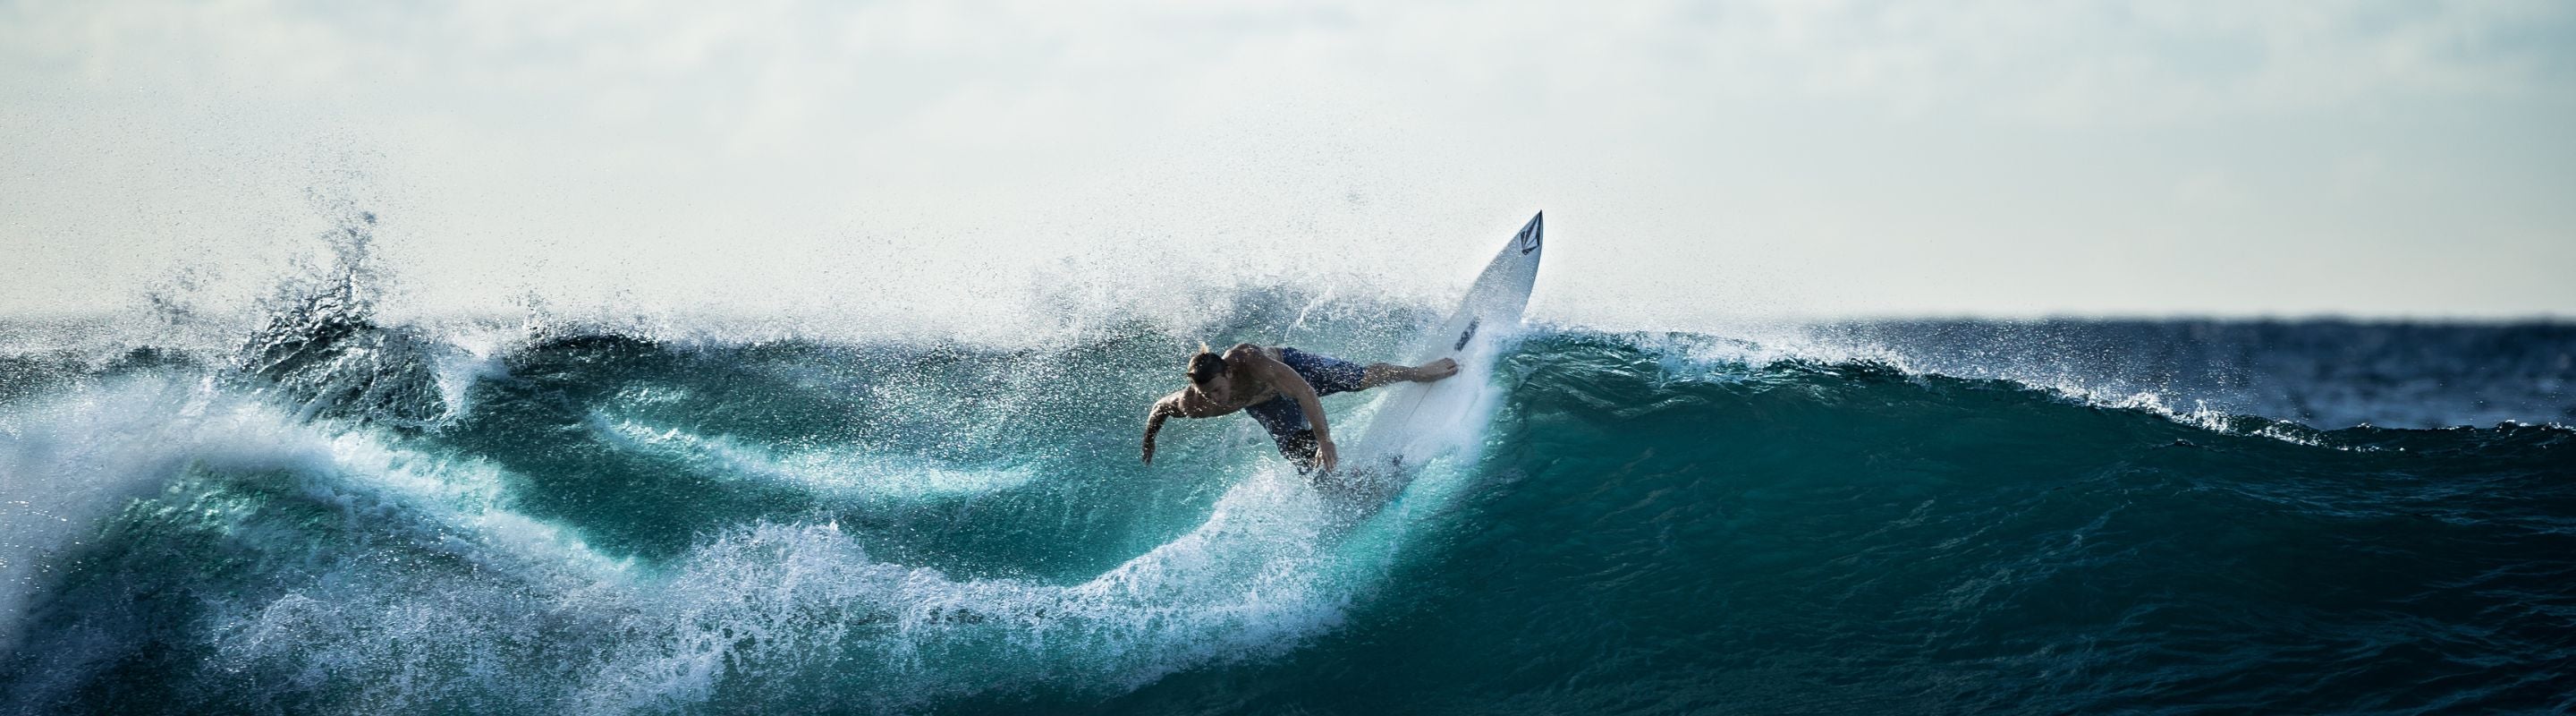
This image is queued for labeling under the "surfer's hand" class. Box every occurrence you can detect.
[1315,439,1338,473]
[1141,438,1156,465]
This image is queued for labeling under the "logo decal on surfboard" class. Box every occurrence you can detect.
[1454,318,1480,351]
[1517,213,1542,255]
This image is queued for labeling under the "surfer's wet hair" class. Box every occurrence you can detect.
[1187,344,1225,385]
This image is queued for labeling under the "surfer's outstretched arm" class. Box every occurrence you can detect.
[1140,396,1179,465]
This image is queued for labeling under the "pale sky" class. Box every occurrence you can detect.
[4,0,2572,328]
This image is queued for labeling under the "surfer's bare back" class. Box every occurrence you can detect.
[1140,343,1458,473]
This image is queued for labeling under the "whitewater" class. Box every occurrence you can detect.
[1,227,2571,714]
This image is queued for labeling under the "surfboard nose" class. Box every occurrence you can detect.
[1517,211,1543,255]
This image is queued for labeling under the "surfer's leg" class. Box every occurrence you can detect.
[1358,358,1460,388]
[1245,397,1319,470]
[1276,347,1367,396]
[1274,429,1320,473]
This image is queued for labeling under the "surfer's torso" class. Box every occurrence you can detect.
[1172,345,1289,417]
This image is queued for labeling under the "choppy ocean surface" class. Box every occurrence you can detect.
[2,275,2571,714]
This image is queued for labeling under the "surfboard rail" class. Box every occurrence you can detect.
[1345,211,1545,478]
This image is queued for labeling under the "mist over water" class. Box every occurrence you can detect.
[1,217,2571,714]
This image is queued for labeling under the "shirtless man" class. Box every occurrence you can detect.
[1140,343,1459,473]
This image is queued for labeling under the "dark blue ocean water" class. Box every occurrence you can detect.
[1,285,2570,714]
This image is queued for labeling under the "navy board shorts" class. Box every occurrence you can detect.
[1244,347,1367,465]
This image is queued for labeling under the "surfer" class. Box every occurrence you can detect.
[1140,343,1458,473]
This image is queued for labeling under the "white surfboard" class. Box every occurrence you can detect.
[1349,211,1545,471]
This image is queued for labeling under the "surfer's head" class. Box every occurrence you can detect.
[1187,344,1226,386]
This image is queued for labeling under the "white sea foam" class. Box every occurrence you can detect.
[182,460,1376,713]
[589,413,1040,503]
[0,376,601,653]
[0,372,1478,712]
[0,377,230,654]
[1583,326,2360,448]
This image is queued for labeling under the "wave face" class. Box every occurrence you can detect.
[1,296,2571,714]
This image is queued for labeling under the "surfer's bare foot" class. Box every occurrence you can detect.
[1418,358,1458,381]
[1358,358,1461,388]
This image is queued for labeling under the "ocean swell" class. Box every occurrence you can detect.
[1,294,2571,714]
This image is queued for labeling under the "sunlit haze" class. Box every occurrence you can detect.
[5,0,2572,326]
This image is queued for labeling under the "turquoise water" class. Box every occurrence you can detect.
[1,286,2571,714]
